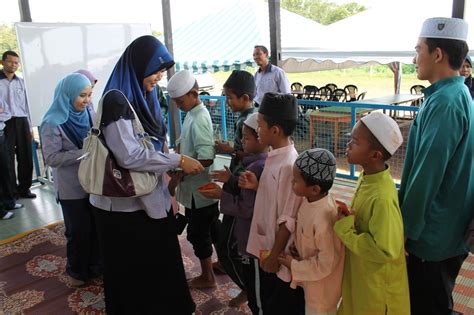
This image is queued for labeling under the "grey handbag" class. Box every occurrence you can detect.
[78,89,158,197]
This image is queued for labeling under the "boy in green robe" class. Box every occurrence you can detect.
[334,112,410,315]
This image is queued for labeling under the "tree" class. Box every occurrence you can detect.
[281,0,366,25]
[0,24,18,54]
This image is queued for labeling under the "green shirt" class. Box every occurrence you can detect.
[399,76,474,261]
[334,167,410,315]
[176,103,216,209]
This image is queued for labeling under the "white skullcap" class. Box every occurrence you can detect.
[360,112,403,156]
[167,70,196,98]
[243,112,259,132]
[419,17,468,41]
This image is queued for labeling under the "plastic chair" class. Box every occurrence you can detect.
[303,85,318,100]
[291,82,303,91]
[356,91,367,100]
[409,85,425,118]
[318,86,332,102]
[325,83,338,92]
[332,89,347,102]
[344,84,358,102]
[410,85,425,95]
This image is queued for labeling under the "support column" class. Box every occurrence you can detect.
[162,0,180,147]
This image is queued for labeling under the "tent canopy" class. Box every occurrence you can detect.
[165,0,473,73]
[163,0,324,73]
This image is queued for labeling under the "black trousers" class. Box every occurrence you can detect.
[257,267,305,315]
[408,253,468,315]
[59,198,101,281]
[93,208,196,315]
[0,131,16,212]
[215,214,245,289]
[185,199,220,259]
[4,117,33,194]
[242,255,262,315]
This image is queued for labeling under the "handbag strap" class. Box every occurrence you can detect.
[93,89,147,137]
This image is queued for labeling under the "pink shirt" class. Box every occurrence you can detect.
[290,195,344,313]
[246,144,303,282]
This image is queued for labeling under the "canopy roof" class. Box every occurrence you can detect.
[165,0,473,73]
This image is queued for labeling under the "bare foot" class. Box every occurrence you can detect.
[229,290,247,307]
[212,261,227,275]
[187,275,217,289]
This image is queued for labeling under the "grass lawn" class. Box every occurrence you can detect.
[209,65,429,98]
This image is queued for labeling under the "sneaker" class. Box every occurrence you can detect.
[6,203,24,210]
[1,211,14,220]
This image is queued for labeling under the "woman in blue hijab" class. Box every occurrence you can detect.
[91,36,203,315]
[40,72,101,287]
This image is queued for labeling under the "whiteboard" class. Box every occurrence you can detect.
[15,23,151,127]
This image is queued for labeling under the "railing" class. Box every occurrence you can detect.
[167,96,420,183]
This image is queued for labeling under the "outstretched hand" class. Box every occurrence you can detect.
[209,166,232,183]
[238,171,258,190]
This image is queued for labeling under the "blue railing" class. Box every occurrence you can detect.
[165,96,419,182]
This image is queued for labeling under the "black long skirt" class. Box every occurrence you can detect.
[93,207,196,315]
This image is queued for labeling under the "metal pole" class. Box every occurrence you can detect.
[162,0,180,148]
[18,0,32,22]
[268,0,282,67]
[452,0,465,18]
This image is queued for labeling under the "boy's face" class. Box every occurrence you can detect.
[242,125,262,154]
[291,165,319,198]
[256,113,273,146]
[346,121,374,165]
[223,87,247,113]
[413,38,438,82]
[173,90,199,112]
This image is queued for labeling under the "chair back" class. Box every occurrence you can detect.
[332,89,347,102]
[291,82,303,91]
[318,87,332,101]
[303,85,318,100]
[410,85,425,94]
[357,91,367,100]
[325,83,337,92]
[344,84,358,101]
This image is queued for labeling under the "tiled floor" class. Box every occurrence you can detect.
[0,182,63,241]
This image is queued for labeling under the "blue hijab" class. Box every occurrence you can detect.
[103,35,174,152]
[41,73,92,149]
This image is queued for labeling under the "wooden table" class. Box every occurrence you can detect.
[309,106,372,155]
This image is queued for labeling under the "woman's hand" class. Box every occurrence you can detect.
[180,155,204,175]
[209,166,232,183]
[238,171,259,190]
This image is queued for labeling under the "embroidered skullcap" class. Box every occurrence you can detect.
[419,17,468,41]
[258,92,298,121]
[360,112,403,155]
[167,70,196,98]
[243,112,259,132]
[295,148,336,183]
